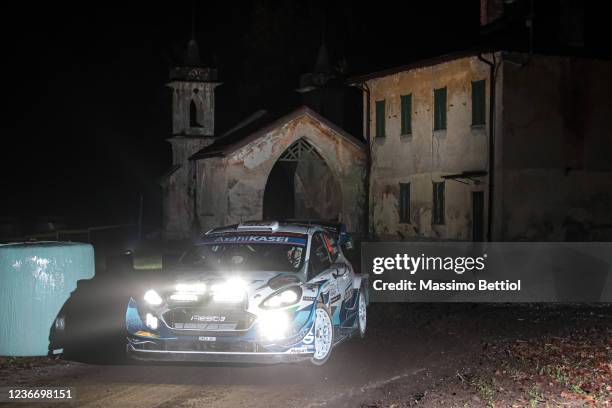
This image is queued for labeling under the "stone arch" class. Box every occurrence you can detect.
[262,137,342,222]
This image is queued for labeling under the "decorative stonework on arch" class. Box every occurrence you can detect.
[278,138,324,162]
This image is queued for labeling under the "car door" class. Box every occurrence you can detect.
[307,232,339,303]
[322,232,355,308]
[308,232,353,315]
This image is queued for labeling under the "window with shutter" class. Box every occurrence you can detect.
[472,80,486,126]
[400,94,412,135]
[434,87,447,131]
[432,182,445,225]
[375,100,386,137]
[399,183,411,223]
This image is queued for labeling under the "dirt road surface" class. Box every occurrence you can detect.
[1,303,610,407]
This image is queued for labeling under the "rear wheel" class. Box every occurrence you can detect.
[310,305,333,365]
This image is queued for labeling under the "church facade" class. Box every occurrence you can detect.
[161,40,366,240]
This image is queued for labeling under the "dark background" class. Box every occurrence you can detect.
[1,1,608,232]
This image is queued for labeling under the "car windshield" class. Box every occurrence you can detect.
[177,235,307,273]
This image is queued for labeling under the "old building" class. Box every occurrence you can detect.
[162,24,612,242]
[351,51,612,241]
[161,40,366,240]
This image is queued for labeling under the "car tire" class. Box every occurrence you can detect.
[357,289,367,338]
[310,303,334,366]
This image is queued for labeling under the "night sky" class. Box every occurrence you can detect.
[1,1,482,230]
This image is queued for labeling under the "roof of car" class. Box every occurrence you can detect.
[205,221,320,236]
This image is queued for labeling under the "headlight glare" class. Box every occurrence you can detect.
[143,289,163,305]
[211,278,247,302]
[262,287,302,309]
[259,311,289,340]
[145,313,158,330]
[175,282,206,293]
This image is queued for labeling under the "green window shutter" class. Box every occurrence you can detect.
[399,183,411,223]
[400,94,412,135]
[375,100,386,137]
[472,80,486,125]
[434,87,447,131]
[432,182,445,224]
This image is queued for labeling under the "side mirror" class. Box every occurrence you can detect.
[331,263,347,278]
[339,233,354,251]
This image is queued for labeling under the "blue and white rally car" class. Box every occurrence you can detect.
[125,221,368,365]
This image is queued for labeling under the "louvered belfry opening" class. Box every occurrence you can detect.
[263,138,340,222]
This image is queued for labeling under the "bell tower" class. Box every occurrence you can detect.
[168,38,220,139]
[162,31,221,241]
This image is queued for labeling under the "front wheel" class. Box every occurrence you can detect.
[357,290,367,338]
[310,305,334,366]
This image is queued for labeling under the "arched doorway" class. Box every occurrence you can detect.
[263,138,341,221]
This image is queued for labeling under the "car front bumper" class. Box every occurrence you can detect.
[126,343,312,364]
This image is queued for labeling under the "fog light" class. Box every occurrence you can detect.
[259,311,289,340]
[145,313,158,330]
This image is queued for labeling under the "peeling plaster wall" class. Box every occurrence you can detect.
[163,138,212,240]
[196,114,366,234]
[367,56,491,240]
[500,55,612,241]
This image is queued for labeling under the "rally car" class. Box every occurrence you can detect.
[125,221,368,365]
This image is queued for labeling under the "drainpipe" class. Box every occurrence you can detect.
[478,52,499,242]
[353,82,372,239]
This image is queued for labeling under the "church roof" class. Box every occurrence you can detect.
[189,106,365,160]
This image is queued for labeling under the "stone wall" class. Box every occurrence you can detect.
[499,54,612,241]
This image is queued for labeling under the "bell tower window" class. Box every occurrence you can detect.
[189,99,202,128]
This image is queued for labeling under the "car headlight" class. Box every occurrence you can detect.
[143,289,163,305]
[261,287,302,309]
[145,313,158,330]
[258,310,290,340]
[211,278,247,302]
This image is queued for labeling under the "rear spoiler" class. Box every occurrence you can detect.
[282,219,353,248]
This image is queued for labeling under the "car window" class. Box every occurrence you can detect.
[178,242,305,272]
[308,233,331,280]
[323,233,339,262]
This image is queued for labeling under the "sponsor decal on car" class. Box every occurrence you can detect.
[288,346,310,354]
[344,287,353,302]
[199,235,307,245]
[330,294,341,304]
[198,336,216,342]
[191,315,226,322]
[302,296,316,301]
[302,328,315,345]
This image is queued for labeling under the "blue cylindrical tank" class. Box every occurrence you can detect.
[0,242,94,356]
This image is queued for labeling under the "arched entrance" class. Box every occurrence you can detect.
[263,138,341,221]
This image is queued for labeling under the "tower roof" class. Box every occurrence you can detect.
[184,38,203,67]
[314,43,331,73]
[169,37,218,82]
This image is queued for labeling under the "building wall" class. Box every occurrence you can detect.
[499,54,612,241]
[366,55,492,240]
[162,138,212,240]
[196,113,366,234]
